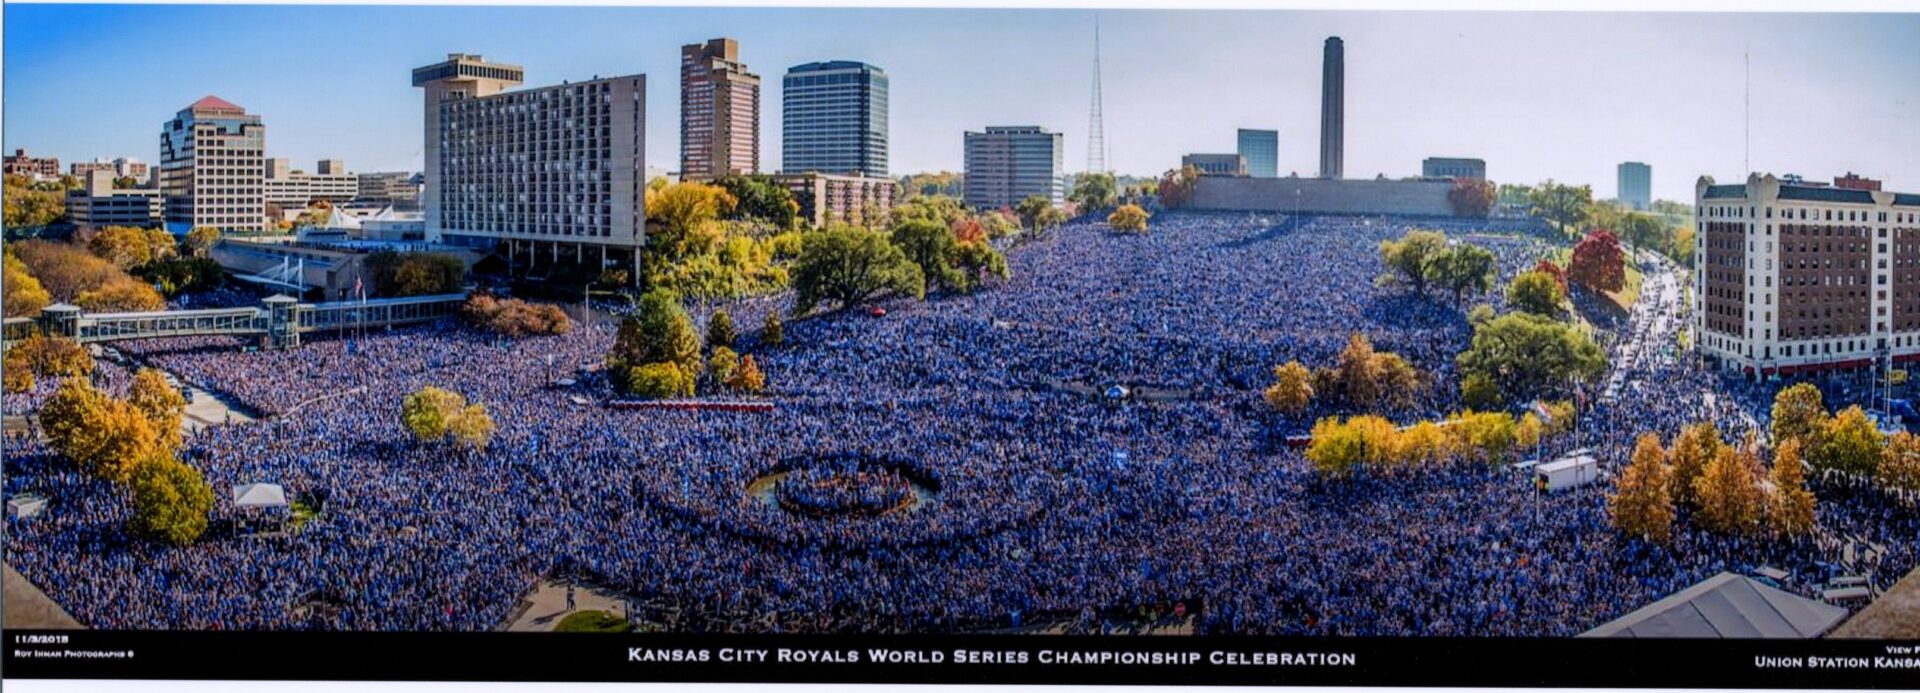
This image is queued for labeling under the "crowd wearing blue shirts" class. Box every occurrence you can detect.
[4,211,1913,635]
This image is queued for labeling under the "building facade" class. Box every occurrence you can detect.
[1618,161,1652,211]
[775,173,897,228]
[66,171,162,229]
[963,126,1063,210]
[1236,129,1278,179]
[1183,153,1249,177]
[264,158,357,207]
[160,95,266,233]
[782,60,889,177]
[68,157,148,181]
[355,171,424,207]
[1319,37,1345,180]
[680,38,760,179]
[1422,157,1486,180]
[414,54,647,280]
[1693,173,1920,380]
[4,149,61,179]
[1835,172,1883,191]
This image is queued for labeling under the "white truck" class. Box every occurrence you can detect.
[1536,452,1600,492]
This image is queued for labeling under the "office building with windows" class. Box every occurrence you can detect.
[69,157,148,181]
[414,53,646,281]
[963,126,1063,210]
[1694,173,1920,380]
[1422,157,1486,180]
[782,60,889,177]
[1236,129,1278,179]
[3,149,60,179]
[1183,153,1249,177]
[774,172,897,228]
[1619,161,1652,210]
[160,95,266,233]
[66,170,162,229]
[264,158,357,207]
[681,38,760,179]
[355,171,424,207]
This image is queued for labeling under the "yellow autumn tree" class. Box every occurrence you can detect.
[1609,433,1675,543]
[1765,439,1818,537]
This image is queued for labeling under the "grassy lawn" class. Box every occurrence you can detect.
[555,610,633,633]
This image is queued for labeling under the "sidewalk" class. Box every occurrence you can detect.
[499,579,629,631]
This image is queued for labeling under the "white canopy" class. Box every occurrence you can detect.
[232,483,289,510]
[1581,572,1848,638]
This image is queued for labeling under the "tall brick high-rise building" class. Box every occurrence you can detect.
[680,38,760,179]
[1695,173,1920,380]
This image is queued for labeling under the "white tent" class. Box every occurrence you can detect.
[232,483,289,510]
[1581,572,1849,638]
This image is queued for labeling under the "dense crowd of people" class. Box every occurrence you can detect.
[5,211,1914,635]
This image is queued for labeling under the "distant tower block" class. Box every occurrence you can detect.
[1319,36,1345,180]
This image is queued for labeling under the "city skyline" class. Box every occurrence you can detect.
[4,6,1918,201]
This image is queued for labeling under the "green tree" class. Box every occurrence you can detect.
[1454,312,1607,403]
[708,346,740,386]
[950,240,1009,293]
[402,386,466,443]
[128,457,214,546]
[1610,433,1675,544]
[890,218,965,294]
[889,195,969,230]
[1377,230,1448,295]
[763,311,784,347]
[1770,382,1828,447]
[1068,172,1117,211]
[625,362,693,399]
[1460,372,1502,410]
[713,175,799,229]
[1014,195,1058,235]
[1425,244,1498,303]
[791,224,925,315]
[1809,406,1884,477]
[1507,269,1565,317]
[706,309,737,351]
[611,289,703,380]
[1306,417,1368,478]
[1527,180,1594,235]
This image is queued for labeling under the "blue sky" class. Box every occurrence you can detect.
[5,5,1917,201]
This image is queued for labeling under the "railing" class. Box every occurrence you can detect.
[76,307,266,343]
[1,294,469,352]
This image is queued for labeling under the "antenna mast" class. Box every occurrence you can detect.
[1088,15,1108,174]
